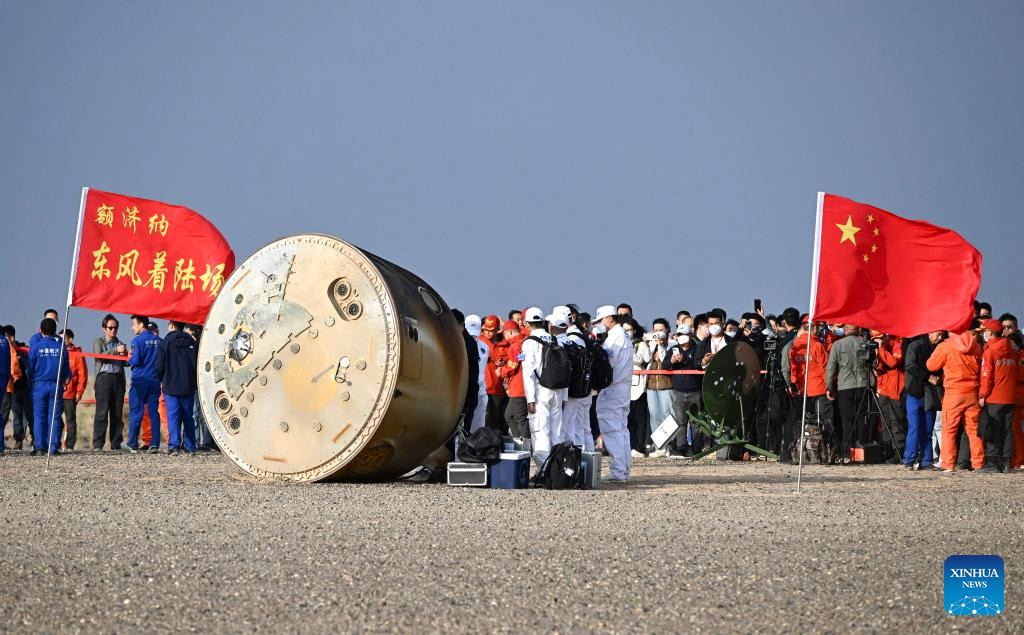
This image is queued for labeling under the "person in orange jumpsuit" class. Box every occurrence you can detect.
[497,320,528,438]
[1013,345,1024,469]
[978,319,1019,472]
[60,329,89,451]
[873,331,906,460]
[480,315,509,434]
[927,330,983,471]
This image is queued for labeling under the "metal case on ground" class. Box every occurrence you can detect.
[580,450,601,489]
[447,462,488,487]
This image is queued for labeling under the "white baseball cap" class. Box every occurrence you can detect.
[524,307,545,323]
[552,305,572,319]
[464,314,482,336]
[546,314,569,329]
[595,305,616,321]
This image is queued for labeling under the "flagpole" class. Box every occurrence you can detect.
[46,187,88,470]
[796,192,825,493]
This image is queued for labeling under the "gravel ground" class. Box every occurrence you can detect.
[1,451,1021,633]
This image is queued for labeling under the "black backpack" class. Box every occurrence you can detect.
[564,334,593,399]
[457,427,503,464]
[588,342,613,391]
[533,442,583,489]
[526,336,572,390]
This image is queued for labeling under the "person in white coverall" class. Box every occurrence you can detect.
[464,314,489,433]
[594,304,632,481]
[521,306,563,469]
[553,306,595,452]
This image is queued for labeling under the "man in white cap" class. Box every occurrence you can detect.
[561,307,595,451]
[521,306,558,469]
[594,305,632,481]
[464,314,489,433]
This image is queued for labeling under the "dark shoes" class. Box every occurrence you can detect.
[146,446,159,455]
[30,449,41,456]
[976,465,998,474]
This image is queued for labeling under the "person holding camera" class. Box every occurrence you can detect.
[640,318,674,454]
[873,331,907,461]
[825,324,873,463]
[663,323,702,455]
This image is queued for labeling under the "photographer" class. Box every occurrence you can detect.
[641,319,674,455]
[873,331,908,461]
[825,324,873,463]
[663,324,702,455]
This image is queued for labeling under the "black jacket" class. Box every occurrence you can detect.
[695,334,734,368]
[155,330,198,397]
[903,336,941,408]
[662,344,701,392]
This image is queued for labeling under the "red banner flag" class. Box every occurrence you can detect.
[69,188,235,324]
[812,193,981,338]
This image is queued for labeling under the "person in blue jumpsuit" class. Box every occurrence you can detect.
[126,315,162,453]
[0,328,11,455]
[156,321,199,454]
[27,318,70,456]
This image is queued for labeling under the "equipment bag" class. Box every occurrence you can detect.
[457,427,503,464]
[588,342,613,391]
[533,442,584,489]
[526,336,572,390]
[564,335,594,399]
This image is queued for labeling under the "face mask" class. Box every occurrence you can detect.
[592,324,607,335]
[676,335,690,346]
[725,329,737,338]
[708,324,723,337]
[834,327,845,337]
[983,332,992,342]
[679,324,693,334]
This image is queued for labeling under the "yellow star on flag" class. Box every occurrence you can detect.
[863,254,869,263]
[867,214,875,223]
[871,244,878,253]
[836,216,861,246]
[873,227,879,237]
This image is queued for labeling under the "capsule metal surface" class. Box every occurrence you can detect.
[198,234,468,482]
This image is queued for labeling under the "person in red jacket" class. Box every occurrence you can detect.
[978,319,1019,472]
[873,331,906,459]
[60,329,89,451]
[788,322,833,432]
[497,320,528,438]
[1012,346,1024,470]
[927,330,983,471]
[480,314,509,434]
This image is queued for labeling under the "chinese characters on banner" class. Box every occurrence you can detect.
[71,188,235,324]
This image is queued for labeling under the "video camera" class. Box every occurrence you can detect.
[856,335,879,364]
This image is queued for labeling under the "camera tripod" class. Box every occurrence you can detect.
[846,385,904,461]
[752,348,785,456]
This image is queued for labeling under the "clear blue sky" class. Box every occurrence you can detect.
[2,1,1021,339]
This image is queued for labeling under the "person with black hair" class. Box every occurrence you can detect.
[125,315,163,454]
[641,318,674,454]
[92,314,128,450]
[976,302,992,319]
[695,310,731,370]
[59,329,88,451]
[999,313,1021,348]
[616,303,633,321]
[156,321,199,455]
[29,309,60,347]
[27,318,70,455]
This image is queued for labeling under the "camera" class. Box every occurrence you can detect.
[763,337,777,352]
[856,337,879,363]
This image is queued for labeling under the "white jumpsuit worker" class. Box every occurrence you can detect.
[522,322,562,469]
[464,315,489,433]
[564,326,595,451]
[595,306,633,481]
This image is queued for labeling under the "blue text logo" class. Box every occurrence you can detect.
[944,555,1004,615]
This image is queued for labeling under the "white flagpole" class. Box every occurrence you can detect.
[46,188,88,469]
[796,192,825,493]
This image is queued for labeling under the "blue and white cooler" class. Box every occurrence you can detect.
[488,451,531,489]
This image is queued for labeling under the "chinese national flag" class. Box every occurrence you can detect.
[70,188,235,324]
[813,193,981,337]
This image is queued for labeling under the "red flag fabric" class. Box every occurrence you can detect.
[70,188,235,324]
[813,193,981,338]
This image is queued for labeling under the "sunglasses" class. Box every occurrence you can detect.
[105,325,118,331]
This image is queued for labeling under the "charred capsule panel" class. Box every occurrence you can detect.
[198,234,467,482]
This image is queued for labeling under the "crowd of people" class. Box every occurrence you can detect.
[0,309,210,456]
[451,301,1024,481]
[3,301,1022,481]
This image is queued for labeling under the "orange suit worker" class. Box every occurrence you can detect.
[1012,347,1024,469]
[978,319,1019,470]
[927,331,983,470]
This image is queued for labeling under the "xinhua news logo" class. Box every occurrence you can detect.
[944,555,1004,615]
